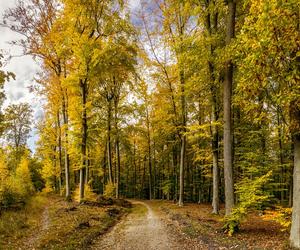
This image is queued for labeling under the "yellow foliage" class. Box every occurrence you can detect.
[104,182,116,198]
[15,157,34,197]
[73,184,97,202]
[0,155,9,183]
[262,207,292,231]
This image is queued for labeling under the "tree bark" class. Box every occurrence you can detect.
[224,0,236,215]
[211,91,219,214]
[114,98,121,199]
[290,135,300,248]
[57,111,63,195]
[62,92,71,200]
[290,98,300,248]
[178,68,186,207]
[146,107,152,200]
[107,98,113,183]
[204,2,220,213]
[79,79,88,202]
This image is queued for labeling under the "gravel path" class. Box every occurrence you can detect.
[91,200,204,250]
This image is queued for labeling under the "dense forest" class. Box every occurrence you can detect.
[0,0,299,249]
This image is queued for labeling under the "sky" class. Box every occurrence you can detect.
[0,0,43,152]
[0,0,141,152]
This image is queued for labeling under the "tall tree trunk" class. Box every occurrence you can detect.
[114,97,120,199]
[290,135,300,248]
[85,149,89,185]
[224,0,236,215]
[178,68,186,207]
[79,79,88,202]
[205,3,220,213]
[277,110,285,202]
[211,90,219,214]
[289,141,294,207]
[133,140,137,198]
[57,111,63,195]
[62,92,71,200]
[146,108,152,200]
[289,99,300,248]
[107,98,113,183]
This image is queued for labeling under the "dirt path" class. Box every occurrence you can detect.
[90,200,205,250]
[24,205,50,249]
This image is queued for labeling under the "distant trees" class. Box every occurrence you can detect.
[0,54,14,136]
[0,151,35,208]
[4,103,33,150]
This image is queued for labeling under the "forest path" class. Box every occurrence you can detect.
[90,200,204,250]
[24,205,50,249]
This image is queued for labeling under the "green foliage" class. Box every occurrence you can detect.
[162,180,172,197]
[29,158,45,192]
[223,171,273,236]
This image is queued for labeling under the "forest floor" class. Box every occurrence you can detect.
[0,197,292,250]
[0,194,128,250]
[89,200,203,249]
[90,200,291,250]
[150,200,291,250]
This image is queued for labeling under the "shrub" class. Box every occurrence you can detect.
[104,182,116,198]
[223,171,272,236]
[262,206,292,231]
[15,157,34,198]
[0,156,34,208]
[73,183,97,202]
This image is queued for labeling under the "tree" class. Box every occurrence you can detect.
[234,0,300,242]
[0,54,15,136]
[223,0,236,216]
[4,103,33,150]
[3,0,72,200]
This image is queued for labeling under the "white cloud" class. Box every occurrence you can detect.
[128,0,141,11]
[0,0,42,152]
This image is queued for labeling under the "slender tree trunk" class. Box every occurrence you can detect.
[277,110,285,202]
[178,68,186,207]
[107,98,113,183]
[224,0,236,215]
[133,140,137,198]
[85,149,89,184]
[290,135,300,248]
[153,142,157,199]
[211,93,219,214]
[102,142,107,194]
[146,108,152,200]
[114,94,121,199]
[62,93,71,200]
[142,157,146,198]
[290,98,300,248]
[57,111,63,195]
[289,141,294,207]
[204,4,220,213]
[79,79,88,202]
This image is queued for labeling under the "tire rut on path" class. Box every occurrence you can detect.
[90,201,205,250]
[24,206,49,249]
